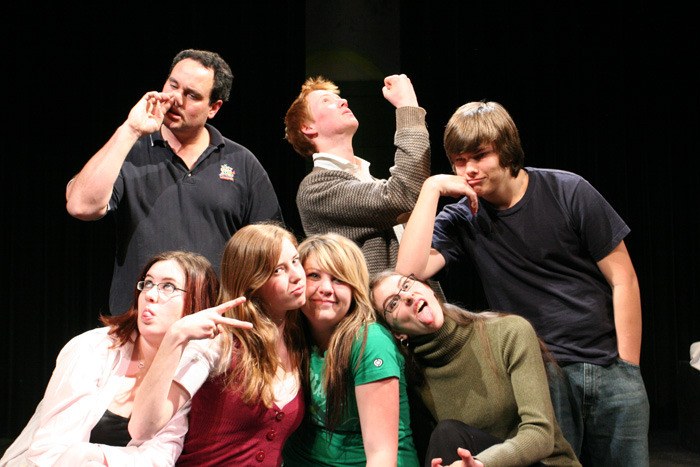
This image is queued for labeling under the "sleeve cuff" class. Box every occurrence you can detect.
[396,106,427,128]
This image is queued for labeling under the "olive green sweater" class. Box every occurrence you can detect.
[412,314,581,467]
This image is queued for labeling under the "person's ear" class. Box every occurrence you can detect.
[393,332,408,341]
[208,100,223,119]
[301,122,317,138]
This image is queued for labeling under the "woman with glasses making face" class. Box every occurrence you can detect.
[1,251,250,466]
[283,233,420,466]
[370,271,581,467]
[129,222,307,466]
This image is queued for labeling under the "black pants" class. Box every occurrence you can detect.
[424,419,545,467]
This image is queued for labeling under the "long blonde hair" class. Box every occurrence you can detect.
[298,233,375,430]
[216,222,306,407]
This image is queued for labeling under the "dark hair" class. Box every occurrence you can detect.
[100,251,219,348]
[170,49,233,104]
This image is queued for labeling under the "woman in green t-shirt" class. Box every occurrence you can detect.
[283,233,420,466]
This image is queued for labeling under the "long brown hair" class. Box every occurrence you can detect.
[216,222,306,408]
[100,251,219,348]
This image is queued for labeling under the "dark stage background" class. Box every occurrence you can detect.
[2,1,698,447]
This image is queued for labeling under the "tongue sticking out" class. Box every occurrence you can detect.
[416,301,434,325]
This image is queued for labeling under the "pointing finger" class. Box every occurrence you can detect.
[214,297,247,315]
[214,316,254,330]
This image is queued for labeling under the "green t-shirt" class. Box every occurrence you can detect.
[283,322,419,466]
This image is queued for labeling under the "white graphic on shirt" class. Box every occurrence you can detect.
[219,164,236,182]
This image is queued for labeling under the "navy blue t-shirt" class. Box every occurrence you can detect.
[433,168,629,365]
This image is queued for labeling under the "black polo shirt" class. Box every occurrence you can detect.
[107,123,282,315]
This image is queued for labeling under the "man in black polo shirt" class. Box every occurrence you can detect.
[66,49,282,315]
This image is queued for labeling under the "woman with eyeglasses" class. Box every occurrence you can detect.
[1,251,250,466]
[129,222,307,466]
[283,233,420,466]
[370,271,581,467]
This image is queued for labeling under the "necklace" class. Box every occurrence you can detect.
[134,340,146,371]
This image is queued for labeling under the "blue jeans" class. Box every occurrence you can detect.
[547,360,650,466]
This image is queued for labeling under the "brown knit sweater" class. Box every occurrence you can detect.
[296,106,431,276]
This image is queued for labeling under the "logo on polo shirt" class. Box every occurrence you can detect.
[373,358,383,367]
[219,164,236,182]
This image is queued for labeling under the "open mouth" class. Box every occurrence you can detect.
[416,300,434,325]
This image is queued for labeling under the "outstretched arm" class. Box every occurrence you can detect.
[129,298,251,440]
[66,91,179,220]
[396,175,478,279]
[597,240,642,364]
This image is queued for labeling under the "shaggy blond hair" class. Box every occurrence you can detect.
[298,233,375,430]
